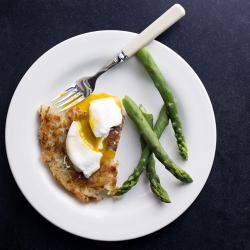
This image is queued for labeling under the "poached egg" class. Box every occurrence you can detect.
[66,93,122,178]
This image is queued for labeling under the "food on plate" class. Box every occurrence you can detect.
[136,47,188,160]
[120,95,192,183]
[115,47,192,202]
[38,93,124,202]
[114,104,170,199]
[139,105,170,203]
[66,96,123,178]
[38,46,191,203]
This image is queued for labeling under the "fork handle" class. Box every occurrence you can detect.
[122,4,185,58]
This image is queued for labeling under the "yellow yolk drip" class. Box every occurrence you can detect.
[75,93,122,165]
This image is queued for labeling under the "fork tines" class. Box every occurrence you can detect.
[52,84,85,111]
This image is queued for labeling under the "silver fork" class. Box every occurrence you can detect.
[52,4,185,111]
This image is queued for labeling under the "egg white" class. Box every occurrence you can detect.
[89,97,123,138]
[66,121,102,178]
[65,97,123,178]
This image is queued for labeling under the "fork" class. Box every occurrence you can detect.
[52,4,185,111]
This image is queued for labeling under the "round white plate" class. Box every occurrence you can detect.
[5,30,216,241]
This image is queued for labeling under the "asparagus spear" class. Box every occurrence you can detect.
[146,155,171,203]
[139,105,171,203]
[114,104,169,196]
[136,47,188,160]
[122,95,193,183]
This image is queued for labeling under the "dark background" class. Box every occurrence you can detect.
[1,0,250,249]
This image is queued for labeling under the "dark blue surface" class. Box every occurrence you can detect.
[1,0,250,249]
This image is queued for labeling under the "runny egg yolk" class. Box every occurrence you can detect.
[75,93,122,165]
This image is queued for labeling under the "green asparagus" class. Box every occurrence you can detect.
[122,95,193,183]
[146,155,171,203]
[136,47,188,160]
[114,105,169,196]
[139,104,153,149]
[140,105,171,203]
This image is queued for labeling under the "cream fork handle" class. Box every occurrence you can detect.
[122,4,185,58]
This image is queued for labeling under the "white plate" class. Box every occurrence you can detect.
[5,30,216,241]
